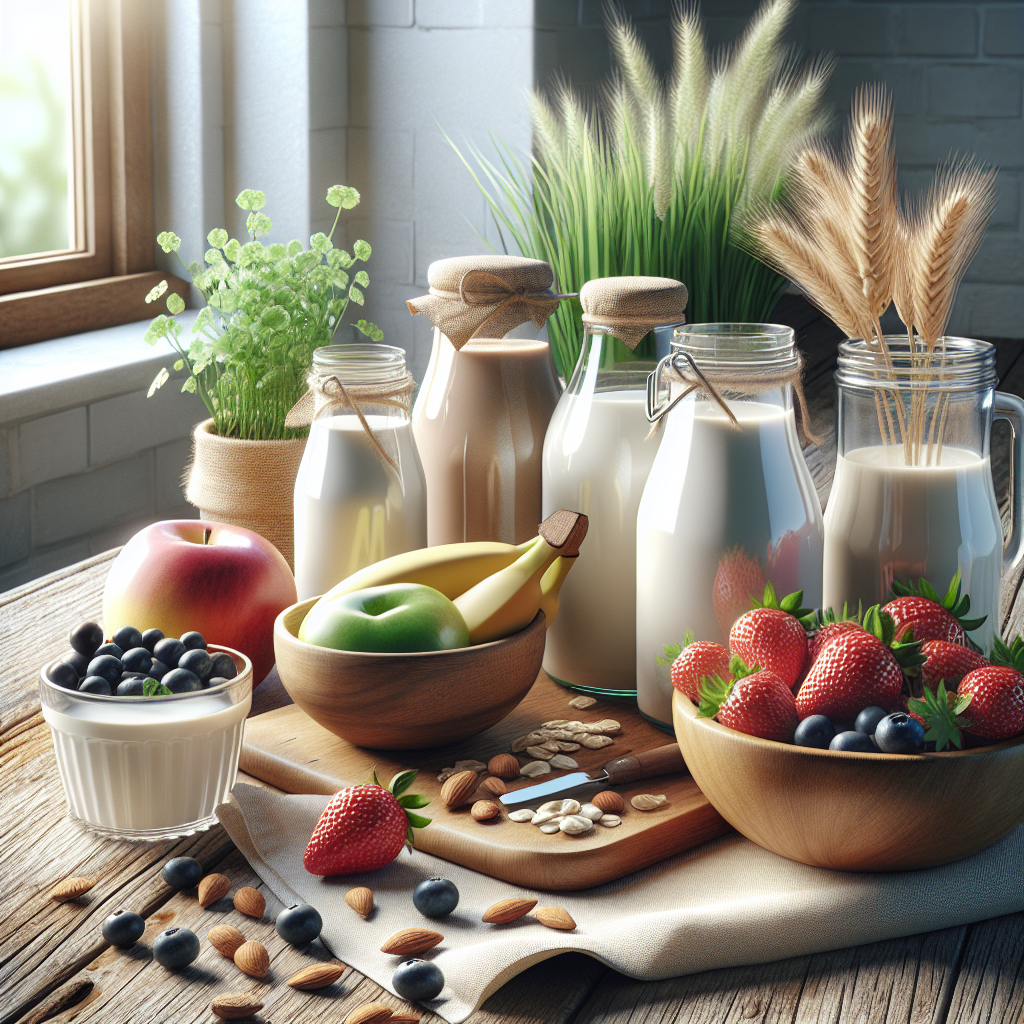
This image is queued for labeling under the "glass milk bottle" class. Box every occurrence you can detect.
[824,336,1024,654]
[542,276,688,696]
[409,255,563,545]
[293,344,427,600]
[636,324,824,728]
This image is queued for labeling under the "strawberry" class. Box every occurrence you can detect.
[907,681,974,750]
[712,547,767,638]
[304,770,430,877]
[698,665,798,743]
[729,585,812,689]
[668,635,731,702]
[958,666,1024,740]
[885,570,987,650]
[918,640,987,692]
[808,620,865,663]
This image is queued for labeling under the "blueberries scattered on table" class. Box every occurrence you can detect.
[153,926,200,969]
[275,903,323,946]
[875,712,925,754]
[102,910,146,948]
[161,856,203,890]
[794,715,835,750]
[413,877,460,919]
[47,620,239,700]
[393,959,445,1002]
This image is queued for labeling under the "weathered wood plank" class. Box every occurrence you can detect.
[945,913,1024,1024]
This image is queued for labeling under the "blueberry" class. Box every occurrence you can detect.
[102,910,145,948]
[874,712,926,755]
[855,706,889,736]
[794,715,835,750]
[208,651,237,680]
[116,677,147,696]
[86,655,122,685]
[412,877,460,919]
[180,631,207,651]
[829,730,878,753]
[153,638,186,669]
[161,856,203,890]
[80,676,113,695]
[275,903,323,946]
[153,926,200,969]
[207,676,230,690]
[112,626,144,652]
[94,643,123,661]
[149,660,169,681]
[178,648,212,681]
[121,647,153,674]
[162,668,201,693]
[47,661,80,690]
[141,628,165,652]
[393,959,444,1002]
[70,621,104,657]
[65,651,91,677]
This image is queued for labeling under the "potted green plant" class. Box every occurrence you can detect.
[453,0,831,377]
[145,185,382,567]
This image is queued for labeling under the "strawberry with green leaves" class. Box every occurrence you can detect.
[907,681,974,750]
[957,635,1024,740]
[661,632,731,703]
[698,658,798,743]
[918,640,987,693]
[729,584,812,689]
[805,603,865,663]
[304,769,430,877]
[884,571,986,650]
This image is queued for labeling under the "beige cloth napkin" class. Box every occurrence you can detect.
[219,784,1024,1023]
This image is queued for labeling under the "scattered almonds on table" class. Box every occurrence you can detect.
[439,770,479,808]
[536,906,577,930]
[345,885,374,919]
[346,1003,396,1024]
[232,886,265,918]
[482,898,537,923]
[208,924,246,959]
[487,753,520,779]
[233,939,270,978]
[480,776,507,796]
[591,790,624,814]
[211,993,264,1020]
[471,799,501,822]
[198,873,231,908]
[631,793,668,811]
[49,876,96,902]
[287,962,346,990]
[380,928,444,955]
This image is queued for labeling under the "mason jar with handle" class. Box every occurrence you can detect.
[824,336,1024,654]
[636,324,824,728]
[542,276,688,697]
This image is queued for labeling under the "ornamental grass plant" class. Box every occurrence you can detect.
[145,186,382,441]
[453,0,832,377]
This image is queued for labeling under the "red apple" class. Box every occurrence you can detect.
[102,520,296,685]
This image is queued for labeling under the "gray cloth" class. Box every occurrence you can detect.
[219,783,1024,1023]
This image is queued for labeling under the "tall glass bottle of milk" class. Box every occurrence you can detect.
[542,275,689,697]
[824,336,1024,654]
[636,324,824,727]
[293,344,427,601]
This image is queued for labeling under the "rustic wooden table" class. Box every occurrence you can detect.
[2,300,1023,1024]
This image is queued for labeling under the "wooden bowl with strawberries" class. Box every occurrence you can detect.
[673,689,1024,871]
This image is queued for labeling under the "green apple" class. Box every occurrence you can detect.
[299,583,471,653]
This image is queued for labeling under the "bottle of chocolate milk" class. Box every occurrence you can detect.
[408,255,566,545]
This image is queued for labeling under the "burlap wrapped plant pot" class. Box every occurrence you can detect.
[185,419,307,570]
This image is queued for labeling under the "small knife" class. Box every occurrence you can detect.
[498,743,687,806]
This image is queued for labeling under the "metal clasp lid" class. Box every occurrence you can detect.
[646,350,739,428]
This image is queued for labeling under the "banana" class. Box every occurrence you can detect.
[537,555,578,629]
[320,538,536,602]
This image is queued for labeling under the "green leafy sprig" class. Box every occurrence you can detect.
[907,681,973,751]
[370,768,431,849]
[697,656,760,718]
[144,186,383,441]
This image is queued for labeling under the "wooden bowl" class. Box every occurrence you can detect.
[274,598,546,750]
[673,690,1024,871]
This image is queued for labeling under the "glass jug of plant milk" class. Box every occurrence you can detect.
[542,276,688,697]
[824,336,1024,654]
[292,344,427,601]
[409,255,563,545]
[636,324,825,727]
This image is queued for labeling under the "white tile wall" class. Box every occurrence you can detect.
[17,409,89,489]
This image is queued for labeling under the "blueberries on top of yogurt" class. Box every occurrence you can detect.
[48,621,236,699]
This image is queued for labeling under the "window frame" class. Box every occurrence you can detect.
[0,0,187,350]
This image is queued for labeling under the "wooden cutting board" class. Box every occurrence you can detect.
[239,672,730,890]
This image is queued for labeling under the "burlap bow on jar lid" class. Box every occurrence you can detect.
[407,254,572,350]
[579,275,689,350]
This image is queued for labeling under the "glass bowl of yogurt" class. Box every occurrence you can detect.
[39,646,252,839]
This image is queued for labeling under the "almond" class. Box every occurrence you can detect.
[207,924,246,959]
[591,790,624,814]
[233,886,265,918]
[480,776,507,796]
[198,872,231,908]
[211,993,265,1020]
[345,885,374,919]
[536,906,576,930]
[49,877,96,902]
[471,799,501,822]
[380,927,444,955]
[345,1003,395,1024]
[487,753,521,779]
[439,769,478,808]
[234,939,270,978]
[287,962,345,990]
[389,1016,422,1023]
[482,898,537,924]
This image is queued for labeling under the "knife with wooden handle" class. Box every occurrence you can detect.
[498,743,687,806]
